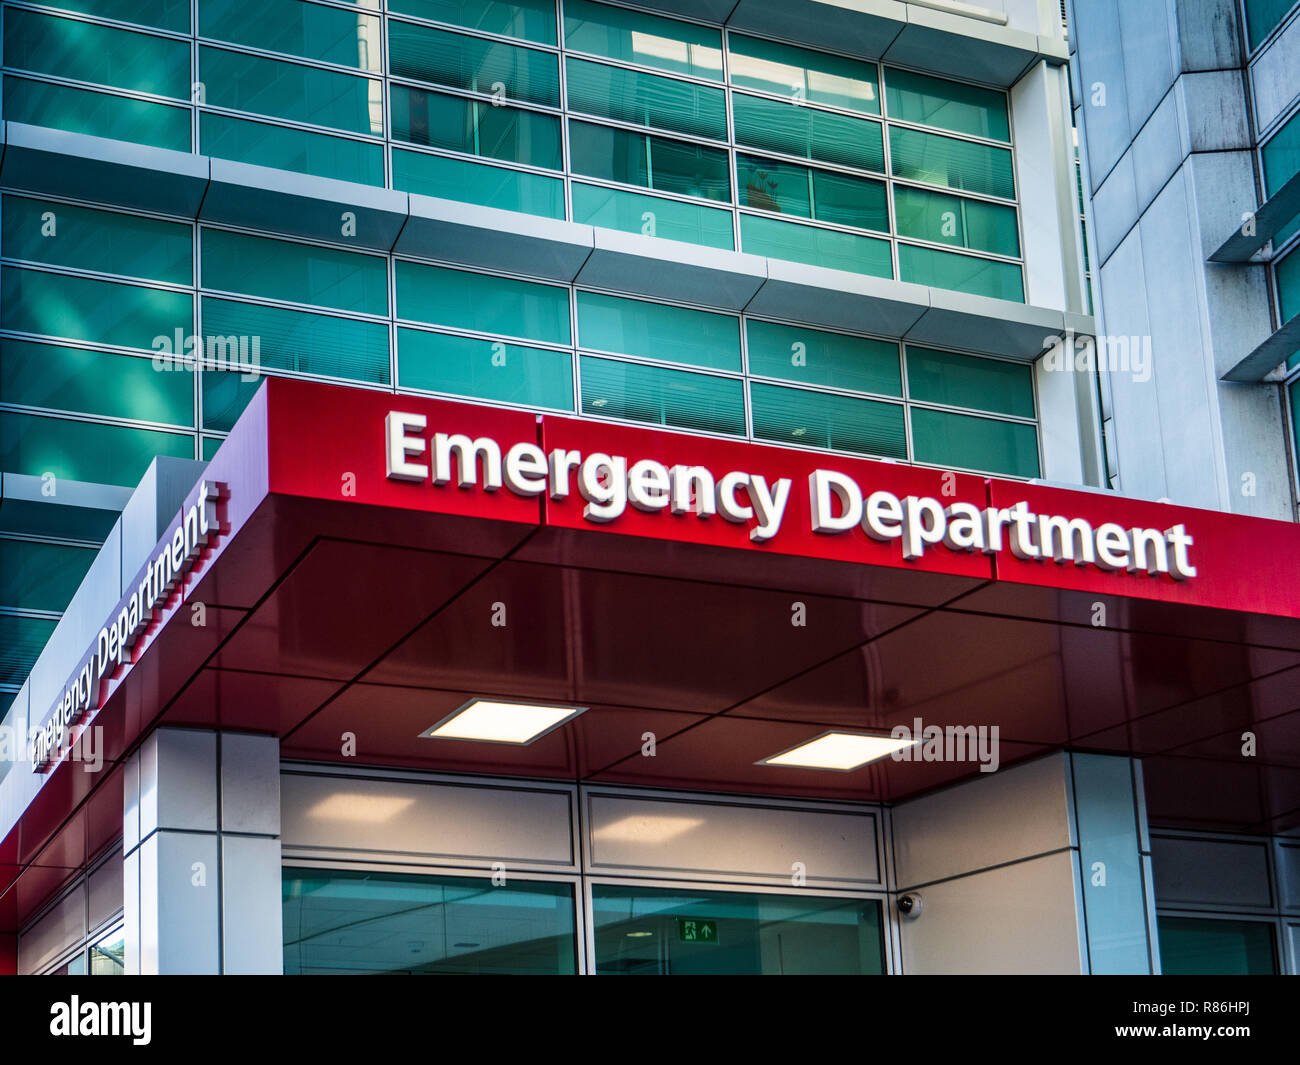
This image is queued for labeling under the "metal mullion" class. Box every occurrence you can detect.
[733,140,887,186]
[734,205,892,243]
[387,73,564,116]
[572,173,733,213]
[561,47,726,93]
[3,0,192,42]
[0,187,195,225]
[0,329,192,361]
[721,25,740,253]
[904,398,1039,426]
[888,173,1019,210]
[199,219,392,264]
[393,320,575,355]
[728,83,887,127]
[196,37,386,80]
[879,112,1015,152]
[200,288,392,325]
[392,140,563,181]
[393,249,571,288]
[558,1,574,225]
[576,348,744,381]
[399,381,573,417]
[568,108,727,147]
[0,258,195,293]
[3,69,192,110]
[0,402,199,436]
[895,235,1025,267]
[385,10,561,55]
[745,372,907,408]
[196,102,386,145]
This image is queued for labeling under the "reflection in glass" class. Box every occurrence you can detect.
[593,883,886,975]
[282,868,577,974]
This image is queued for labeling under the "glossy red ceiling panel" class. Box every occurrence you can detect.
[214,540,494,680]
[281,682,707,780]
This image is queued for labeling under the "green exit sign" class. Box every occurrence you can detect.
[676,918,718,944]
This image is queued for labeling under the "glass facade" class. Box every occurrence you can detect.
[282,868,578,974]
[592,883,886,975]
[0,0,1024,299]
[1156,916,1278,975]
[279,867,887,975]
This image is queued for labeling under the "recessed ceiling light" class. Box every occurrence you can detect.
[626,931,654,938]
[420,698,586,745]
[757,731,916,772]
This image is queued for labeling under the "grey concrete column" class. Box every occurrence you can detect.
[122,728,281,975]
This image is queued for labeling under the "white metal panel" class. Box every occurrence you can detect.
[899,850,1085,973]
[584,789,881,887]
[893,752,1073,889]
[280,770,577,869]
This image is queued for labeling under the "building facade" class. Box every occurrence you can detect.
[0,0,1297,976]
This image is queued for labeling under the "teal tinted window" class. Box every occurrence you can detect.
[393,148,564,217]
[202,436,224,460]
[3,76,190,151]
[752,383,905,458]
[200,0,383,71]
[398,328,573,409]
[1262,108,1300,246]
[201,297,390,383]
[1275,245,1300,344]
[1,340,194,426]
[889,126,1015,200]
[2,197,192,284]
[740,214,892,278]
[202,370,261,432]
[0,410,193,486]
[728,34,879,116]
[893,186,1019,257]
[566,57,726,141]
[202,230,388,316]
[34,0,189,32]
[571,182,733,249]
[396,261,569,344]
[1157,917,1277,975]
[907,346,1033,418]
[3,9,190,99]
[391,0,557,45]
[580,355,743,435]
[1290,380,1300,455]
[200,113,383,185]
[1244,0,1298,49]
[910,407,1039,477]
[0,539,96,612]
[738,154,887,231]
[733,92,884,172]
[568,120,731,202]
[884,67,1009,141]
[592,884,885,975]
[1,268,192,351]
[746,320,901,396]
[899,244,1024,302]
[390,84,562,169]
[564,0,721,80]
[283,868,577,974]
[0,615,57,687]
[577,291,740,371]
[388,21,559,107]
[199,46,380,135]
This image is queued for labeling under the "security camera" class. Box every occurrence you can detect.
[897,893,923,919]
